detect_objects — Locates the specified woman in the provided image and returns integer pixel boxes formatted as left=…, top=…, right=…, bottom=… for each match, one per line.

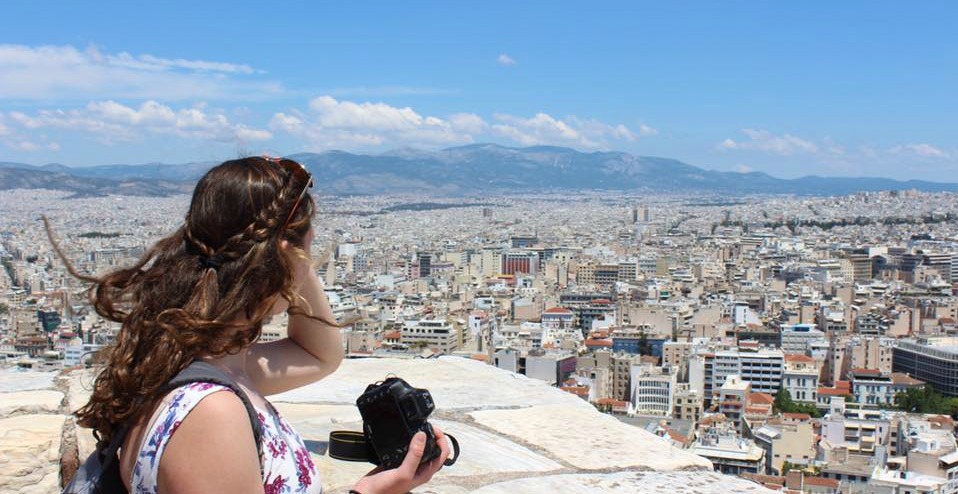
left=49, top=157, right=449, bottom=493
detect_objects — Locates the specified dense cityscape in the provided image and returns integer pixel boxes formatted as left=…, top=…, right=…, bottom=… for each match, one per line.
left=5, top=186, right=958, bottom=492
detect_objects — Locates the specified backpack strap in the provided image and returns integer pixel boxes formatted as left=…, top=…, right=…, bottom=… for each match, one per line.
left=161, top=360, right=265, bottom=474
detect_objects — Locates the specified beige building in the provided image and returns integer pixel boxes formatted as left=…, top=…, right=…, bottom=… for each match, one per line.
left=673, top=383, right=703, bottom=424
left=718, top=375, right=750, bottom=435
left=662, top=341, right=693, bottom=368
left=753, top=416, right=817, bottom=475
left=611, top=353, right=645, bottom=401
left=783, top=354, right=820, bottom=404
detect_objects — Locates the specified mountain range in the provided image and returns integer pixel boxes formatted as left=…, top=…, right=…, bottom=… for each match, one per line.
left=1, top=144, right=955, bottom=197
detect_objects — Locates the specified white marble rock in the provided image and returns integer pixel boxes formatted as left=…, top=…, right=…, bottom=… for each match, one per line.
left=469, top=404, right=712, bottom=471
left=468, top=471, right=777, bottom=493
left=271, top=356, right=591, bottom=411
left=0, top=414, right=67, bottom=494
left=0, top=369, right=58, bottom=393
left=0, top=390, right=64, bottom=416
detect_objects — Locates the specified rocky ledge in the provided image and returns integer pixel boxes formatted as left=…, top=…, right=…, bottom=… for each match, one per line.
left=0, top=357, right=775, bottom=493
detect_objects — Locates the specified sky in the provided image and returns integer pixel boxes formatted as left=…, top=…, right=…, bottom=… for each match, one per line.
left=1, top=1, right=956, bottom=181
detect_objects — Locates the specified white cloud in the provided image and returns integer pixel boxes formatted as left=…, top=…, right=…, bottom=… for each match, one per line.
left=639, top=124, right=658, bottom=137
left=16, top=140, right=38, bottom=151
left=0, top=44, right=281, bottom=101
left=2, top=100, right=272, bottom=145
left=889, top=143, right=949, bottom=159
left=497, top=53, right=517, bottom=66
left=108, top=52, right=256, bottom=74
left=449, top=113, right=487, bottom=134
left=719, top=128, right=818, bottom=155
left=269, top=96, right=652, bottom=151
left=735, top=164, right=753, bottom=173
left=271, top=95, right=477, bottom=149
left=491, top=113, right=641, bottom=149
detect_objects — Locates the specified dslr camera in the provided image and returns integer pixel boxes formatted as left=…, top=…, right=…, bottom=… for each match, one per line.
left=328, top=376, right=460, bottom=470
left=357, top=377, right=442, bottom=469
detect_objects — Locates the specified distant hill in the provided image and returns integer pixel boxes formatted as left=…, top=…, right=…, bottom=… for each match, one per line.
left=2, top=144, right=956, bottom=197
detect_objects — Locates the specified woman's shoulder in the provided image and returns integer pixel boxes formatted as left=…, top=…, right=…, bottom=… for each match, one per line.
left=160, top=386, right=264, bottom=492
left=131, top=382, right=263, bottom=492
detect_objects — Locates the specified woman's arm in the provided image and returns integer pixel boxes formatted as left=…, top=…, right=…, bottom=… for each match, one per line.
left=247, top=242, right=345, bottom=396
left=158, top=391, right=264, bottom=493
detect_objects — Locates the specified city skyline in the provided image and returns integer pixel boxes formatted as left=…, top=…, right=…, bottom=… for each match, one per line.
left=2, top=2, right=957, bottom=180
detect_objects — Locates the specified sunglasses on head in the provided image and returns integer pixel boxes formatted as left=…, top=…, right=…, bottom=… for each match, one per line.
left=264, top=157, right=314, bottom=230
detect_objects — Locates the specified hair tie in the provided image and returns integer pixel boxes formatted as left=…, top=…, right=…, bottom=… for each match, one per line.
left=198, top=255, right=224, bottom=270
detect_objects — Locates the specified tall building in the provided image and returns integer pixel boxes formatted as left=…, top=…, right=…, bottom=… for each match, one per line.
left=718, top=375, right=751, bottom=434
left=417, top=252, right=433, bottom=277
left=501, top=251, right=539, bottom=276
left=848, top=253, right=874, bottom=282
left=611, top=353, right=644, bottom=401
left=894, top=337, right=958, bottom=396
left=709, top=348, right=785, bottom=399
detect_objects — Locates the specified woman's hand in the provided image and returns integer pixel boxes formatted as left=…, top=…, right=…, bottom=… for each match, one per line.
left=290, top=227, right=316, bottom=293
left=351, top=426, right=452, bottom=494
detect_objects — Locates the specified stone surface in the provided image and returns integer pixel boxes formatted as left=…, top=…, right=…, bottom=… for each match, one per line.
left=469, top=404, right=712, bottom=471
left=0, top=369, right=57, bottom=393
left=0, top=414, right=66, bottom=494
left=271, top=356, right=590, bottom=411
left=63, top=369, right=98, bottom=414
left=0, top=390, right=64, bottom=416
left=428, top=418, right=563, bottom=477
left=467, top=471, right=780, bottom=494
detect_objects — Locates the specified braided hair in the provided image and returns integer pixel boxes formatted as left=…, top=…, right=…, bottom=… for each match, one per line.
left=45, top=157, right=329, bottom=443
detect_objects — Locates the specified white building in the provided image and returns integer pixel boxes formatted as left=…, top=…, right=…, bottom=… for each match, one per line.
left=630, top=364, right=678, bottom=416
left=704, top=347, right=785, bottom=402
left=780, top=323, right=825, bottom=354
left=691, top=426, right=766, bottom=476
left=402, top=319, right=459, bottom=354
left=783, top=354, right=819, bottom=404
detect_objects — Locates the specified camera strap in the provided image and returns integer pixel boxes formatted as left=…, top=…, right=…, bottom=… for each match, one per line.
left=328, top=430, right=461, bottom=467
left=328, top=430, right=378, bottom=464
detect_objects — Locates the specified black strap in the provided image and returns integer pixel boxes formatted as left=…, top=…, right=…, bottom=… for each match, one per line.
left=328, top=430, right=378, bottom=463
left=444, top=434, right=460, bottom=467
left=328, top=430, right=460, bottom=467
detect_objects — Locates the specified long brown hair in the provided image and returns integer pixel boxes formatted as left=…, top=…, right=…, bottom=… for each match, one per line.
left=45, top=157, right=330, bottom=443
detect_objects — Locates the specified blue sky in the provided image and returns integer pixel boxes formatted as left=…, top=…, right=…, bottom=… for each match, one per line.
left=1, top=1, right=956, bottom=180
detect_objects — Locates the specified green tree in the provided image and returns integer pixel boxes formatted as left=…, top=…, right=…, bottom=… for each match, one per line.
left=774, top=388, right=795, bottom=413
left=774, top=388, right=822, bottom=418
left=895, top=385, right=950, bottom=414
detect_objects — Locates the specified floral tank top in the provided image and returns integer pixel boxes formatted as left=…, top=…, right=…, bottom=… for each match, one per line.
left=131, top=382, right=322, bottom=494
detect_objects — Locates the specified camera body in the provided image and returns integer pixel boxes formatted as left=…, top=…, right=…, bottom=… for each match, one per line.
left=356, top=377, right=440, bottom=470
